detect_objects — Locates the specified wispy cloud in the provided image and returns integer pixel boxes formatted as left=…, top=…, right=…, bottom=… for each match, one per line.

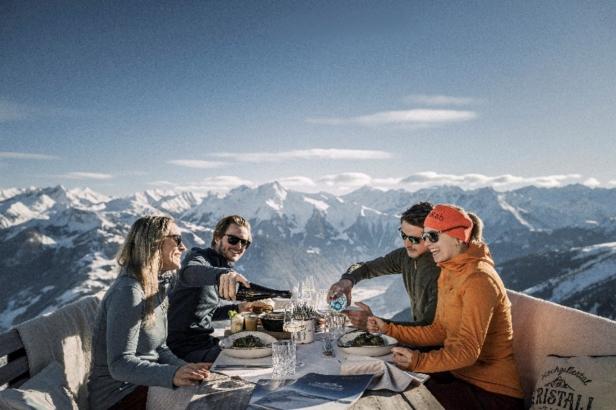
left=306, top=109, right=477, bottom=126
left=151, top=172, right=610, bottom=196
left=61, top=172, right=114, bottom=180
left=277, top=176, right=317, bottom=188
left=212, top=148, right=392, bottom=162
left=280, top=172, right=607, bottom=194
left=167, top=160, right=227, bottom=169
left=0, top=151, right=59, bottom=160
left=149, top=176, right=254, bottom=194
left=403, top=94, right=479, bottom=106
left=400, top=172, right=588, bottom=191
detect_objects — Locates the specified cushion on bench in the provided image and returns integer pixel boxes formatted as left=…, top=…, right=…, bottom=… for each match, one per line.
left=507, top=290, right=616, bottom=406
left=14, top=294, right=101, bottom=410
left=0, top=361, right=77, bottom=410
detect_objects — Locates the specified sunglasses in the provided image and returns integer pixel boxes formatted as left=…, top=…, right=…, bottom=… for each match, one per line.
left=224, top=234, right=251, bottom=249
left=421, top=227, right=462, bottom=243
left=164, top=234, right=183, bottom=246
left=398, top=228, right=423, bottom=245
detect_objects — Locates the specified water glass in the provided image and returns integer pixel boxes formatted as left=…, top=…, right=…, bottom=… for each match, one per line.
left=271, top=340, right=296, bottom=379
left=328, top=312, right=346, bottom=339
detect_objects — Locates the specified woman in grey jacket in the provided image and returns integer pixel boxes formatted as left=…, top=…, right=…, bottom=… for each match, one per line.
left=88, top=216, right=210, bottom=409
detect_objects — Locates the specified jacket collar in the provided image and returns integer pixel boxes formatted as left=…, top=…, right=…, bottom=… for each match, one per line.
left=438, top=242, right=494, bottom=273
left=204, top=247, right=234, bottom=268
left=414, top=249, right=437, bottom=268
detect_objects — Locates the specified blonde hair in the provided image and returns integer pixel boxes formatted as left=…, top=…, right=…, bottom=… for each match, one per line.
left=467, top=212, right=484, bottom=243
left=117, top=216, right=173, bottom=326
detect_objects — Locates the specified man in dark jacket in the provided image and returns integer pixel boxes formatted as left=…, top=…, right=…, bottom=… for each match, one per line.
left=167, top=215, right=266, bottom=363
left=328, top=202, right=440, bottom=329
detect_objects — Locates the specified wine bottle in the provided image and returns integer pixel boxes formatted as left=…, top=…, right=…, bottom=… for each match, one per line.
left=236, top=282, right=292, bottom=301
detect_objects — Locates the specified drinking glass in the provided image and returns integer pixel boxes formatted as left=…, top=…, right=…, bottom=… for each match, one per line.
left=272, top=340, right=296, bottom=379
left=328, top=312, right=346, bottom=340
left=283, top=302, right=306, bottom=368
left=229, top=314, right=244, bottom=334
left=244, top=314, right=258, bottom=331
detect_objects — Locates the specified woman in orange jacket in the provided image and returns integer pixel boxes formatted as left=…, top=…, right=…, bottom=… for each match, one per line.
left=368, top=204, right=524, bottom=409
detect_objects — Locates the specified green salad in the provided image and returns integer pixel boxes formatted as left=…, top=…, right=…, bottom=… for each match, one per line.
left=344, top=332, right=386, bottom=347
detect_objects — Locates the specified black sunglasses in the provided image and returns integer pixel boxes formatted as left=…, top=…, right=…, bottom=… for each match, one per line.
left=164, top=234, right=183, bottom=246
left=224, top=234, right=251, bottom=249
left=421, top=227, right=462, bottom=243
left=398, top=228, right=423, bottom=245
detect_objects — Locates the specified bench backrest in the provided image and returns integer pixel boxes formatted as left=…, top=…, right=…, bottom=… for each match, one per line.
left=0, top=329, right=28, bottom=387
left=0, top=294, right=101, bottom=410
left=507, top=289, right=616, bottom=404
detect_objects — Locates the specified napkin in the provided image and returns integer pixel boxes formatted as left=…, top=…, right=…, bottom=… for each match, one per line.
left=340, top=355, right=428, bottom=392
left=212, top=350, right=272, bottom=369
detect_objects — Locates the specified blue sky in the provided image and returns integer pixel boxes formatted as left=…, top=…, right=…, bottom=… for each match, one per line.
left=1, top=1, right=615, bottom=196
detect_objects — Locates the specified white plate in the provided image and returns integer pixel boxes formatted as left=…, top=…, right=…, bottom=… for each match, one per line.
left=219, top=331, right=277, bottom=359
left=337, top=331, right=398, bottom=357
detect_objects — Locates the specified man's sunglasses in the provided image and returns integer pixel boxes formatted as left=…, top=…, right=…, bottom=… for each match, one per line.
left=224, top=234, right=251, bottom=249
left=164, top=234, right=183, bottom=246
left=398, top=228, right=423, bottom=245
left=421, top=227, right=463, bottom=243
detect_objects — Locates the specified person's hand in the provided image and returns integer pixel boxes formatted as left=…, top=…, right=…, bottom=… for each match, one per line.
left=366, top=316, right=387, bottom=334
left=238, top=300, right=272, bottom=313
left=344, top=302, right=373, bottom=330
left=173, top=363, right=211, bottom=387
left=391, top=347, right=415, bottom=370
left=218, top=271, right=250, bottom=300
left=327, top=279, right=353, bottom=305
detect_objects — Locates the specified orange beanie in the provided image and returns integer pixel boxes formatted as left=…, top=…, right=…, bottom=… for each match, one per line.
left=424, top=204, right=473, bottom=243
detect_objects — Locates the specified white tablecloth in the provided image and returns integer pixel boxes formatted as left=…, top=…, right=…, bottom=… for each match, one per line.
left=212, top=333, right=342, bottom=382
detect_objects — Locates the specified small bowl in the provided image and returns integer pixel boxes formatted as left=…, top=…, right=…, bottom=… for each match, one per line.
left=260, top=312, right=285, bottom=332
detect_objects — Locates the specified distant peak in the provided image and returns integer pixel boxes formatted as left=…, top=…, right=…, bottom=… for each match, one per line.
left=256, top=181, right=288, bottom=198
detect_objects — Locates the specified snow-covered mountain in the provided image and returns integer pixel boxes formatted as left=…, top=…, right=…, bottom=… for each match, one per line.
left=1, top=183, right=616, bottom=331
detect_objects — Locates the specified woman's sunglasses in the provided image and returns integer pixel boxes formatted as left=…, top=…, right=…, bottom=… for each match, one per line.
left=224, top=234, right=251, bottom=249
left=421, top=227, right=463, bottom=243
left=398, top=228, right=423, bottom=245
left=164, top=234, right=183, bottom=246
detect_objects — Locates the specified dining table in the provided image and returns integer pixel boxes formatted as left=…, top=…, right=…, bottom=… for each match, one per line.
left=147, top=327, right=444, bottom=410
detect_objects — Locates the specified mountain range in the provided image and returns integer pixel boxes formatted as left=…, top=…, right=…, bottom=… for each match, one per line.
left=1, top=182, right=615, bottom=331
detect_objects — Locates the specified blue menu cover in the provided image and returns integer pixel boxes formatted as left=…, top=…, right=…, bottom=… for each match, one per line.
left=247, top=373, right=374, bottom=410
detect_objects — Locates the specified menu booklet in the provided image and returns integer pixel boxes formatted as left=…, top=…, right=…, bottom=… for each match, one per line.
left=247, top=373, right=374, bottom=410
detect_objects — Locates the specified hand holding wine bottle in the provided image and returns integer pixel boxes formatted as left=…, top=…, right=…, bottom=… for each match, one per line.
left=218, top=271, right=250, bottom=300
